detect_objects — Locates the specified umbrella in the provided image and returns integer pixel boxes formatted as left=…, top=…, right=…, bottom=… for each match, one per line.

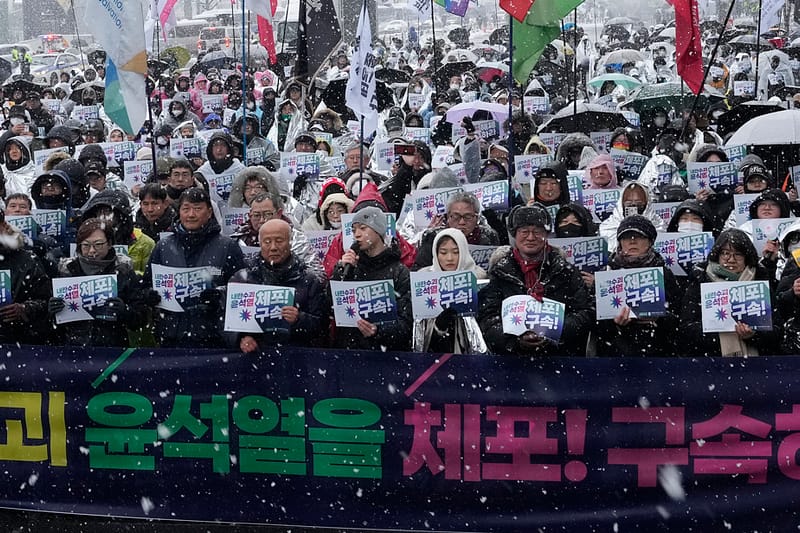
left=87, top=50, right=106, bottom=67
left=445, top=101, right=509, bottom=124
left=716, top=101, right=785, bottom=138
left=758, top=49, right=790, bottom=72
left=0, top=58, right=11, bottom=85
left=733, top=17, right=757, bottom=29
left=375, top=68, right=411, bottom=85
left=1, top=77, right=47, bottom=100
left=537, top=102, right=630, bottom=133
left=69, top=80, right=105, bottom=103
left=603, top=49, right=645, bottom=66
left=190, top=50, right=236, bottom=77
left=160, top=46, right=191, bottom=69
left=728, top=35, right=774, bottom=53
left=320, top=77, right=395, bottom=116
left=147, top=59, right=172, bottom=78
left=587, top=73, right=643, bottom=91
left=444, top=49, right=479, bottom=64
left=726, top=110, right=800, bottom=146
left=489, top=26, right=509, bottom=46
left=447, top=28, right=470, bottom=47
left=623, top=81, right=725, bottom=115
left=605, top=16, right=636, bottom=26
left=474, top=62, right=508, bottom=83
left=433, top=61, right=477, bottom=92
left=654, top=27, right=676, bottom=42
left=525, top=78, right=548, bottom=97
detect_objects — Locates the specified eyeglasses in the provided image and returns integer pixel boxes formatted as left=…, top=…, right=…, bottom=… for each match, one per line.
left=448, top=213, right=477, bottom=223
left=250, top=211, right=276, bottom=221
left=80, top=240, right=108, bottom=250
left=719, top=250, right=745, bottom=261
left=244, top=184, right=265, bottom=192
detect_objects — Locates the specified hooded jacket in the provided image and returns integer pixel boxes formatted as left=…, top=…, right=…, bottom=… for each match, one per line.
left=228, top=166, right=283, bottom=208
left=227, top=253, right=329, bottom=348
left=82, top=190, right=156, bottom=275
left=230, top=112, right=280, bottom=170
left=637, top=153, right=683, bottom=193
left=145, top=217, right=246, bottom=348
left=555, top=202, right=599, bottom=237
left=477, top=245, right=594, bottom=356
left=302, top=191, right=354, bottom=232
left=532, top=160, right=571, bottom=207
left=667, top=198, right=716, bottom=233
left=1, top=136, right=35, bottom=196
left=196, top=132, right=246, bottom=202
left=555, top=133, right=596, bottom=170
left=599, top=182, right=666, bottom=253
left=413, top=228, right=488, bottom=354
left=267, top=99, right=307, bottom=152
left=583, top=153, right=618, bottom=190
left=322, top=183, right=418, bottom=277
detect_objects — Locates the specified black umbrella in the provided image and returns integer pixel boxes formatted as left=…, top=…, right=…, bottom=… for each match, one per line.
left=448, top=28, right=470, bottom=47
left=87, top=50, right=106, bottom=67
left=190, top=50, right=236, bottom=77
left=1, top=76, right=47, bottom=100
left=69, top=80, right=105, bottom=103
left=147, top=59, right=172, bottom=78
left=320, top=77, right=395, bottom=116
left=537, top=102, right=631, bottom=133
left=375, top=68, right=411, bottom=85
left=605, top=16, right=636, bottom=26
left=716, top=101, right=785, bottom=137
left=433, top=61, right=477, bottom=93
left=727, top=35, right=774, bottom=53
left=489, top=26, right=509, bottom=46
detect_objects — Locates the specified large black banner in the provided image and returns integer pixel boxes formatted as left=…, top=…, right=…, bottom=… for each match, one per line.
left=1, top=345, right=800, bottom=530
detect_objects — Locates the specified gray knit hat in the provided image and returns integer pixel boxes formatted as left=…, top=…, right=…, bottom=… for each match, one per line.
left=351, top=206, right=387, bottom=237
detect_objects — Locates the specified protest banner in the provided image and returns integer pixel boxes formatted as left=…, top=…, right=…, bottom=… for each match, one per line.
left=51, top=274, right=118, bottom=324
left=700, top=281, right=772, bottom=333
left=654, top=232, right=714, bottom=276
left=501, top=295, right=565, bottom=341
left=151, top=265, right=214, bottom=312
left=550, top=236, right=609, bottom=272
left=687, top=161, right=739, bottom=194
left=410, top=271, right=478, bottom=319
left=595, top=267, right=667, bottom=320
left=330, top=280, right=397, bottom=326
left=224, top=282, right=296, bottom=333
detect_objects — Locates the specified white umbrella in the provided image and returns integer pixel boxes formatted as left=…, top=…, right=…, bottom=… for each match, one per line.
left=726, top=109, right=800, bottom=146
left=445, top=101, right=509, bottom=124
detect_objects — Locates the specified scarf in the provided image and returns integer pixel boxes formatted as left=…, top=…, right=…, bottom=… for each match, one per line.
left=78, top=253, right=116, bottom=276
left=705, top=261, right=759, bottom=357
left=608, top=248, right=658, bottom=270
left=513, top=247, right=546, bottom=301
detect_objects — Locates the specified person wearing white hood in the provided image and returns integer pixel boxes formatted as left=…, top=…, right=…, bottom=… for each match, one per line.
left=1, top=137, right=35, bottom=196
left=599, top=182, right=665, bottom=254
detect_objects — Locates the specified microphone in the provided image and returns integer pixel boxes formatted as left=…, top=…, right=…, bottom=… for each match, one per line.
left=341, top=241, right=360, bottom=280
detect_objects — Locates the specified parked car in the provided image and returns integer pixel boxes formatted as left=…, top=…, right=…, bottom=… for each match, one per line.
left=29, top=52, right=84, bottom=86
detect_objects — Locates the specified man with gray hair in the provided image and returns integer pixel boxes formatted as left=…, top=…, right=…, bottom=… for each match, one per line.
left=413, top=191, right=500, bottom=270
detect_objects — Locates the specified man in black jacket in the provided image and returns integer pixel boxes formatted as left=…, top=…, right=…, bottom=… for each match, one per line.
left=232, top=219, right=328, bottom=352
left=478, top=204, right=594, bottom=356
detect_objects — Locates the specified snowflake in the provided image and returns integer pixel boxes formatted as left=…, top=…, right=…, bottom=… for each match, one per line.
left=239, top=309, right=252, bottom=322
left=611, top=295, right=623, bottom=308
left=425, top=296, right=437, bottom=309
left=664, top=256, right=675, bottom=266
left=715, top=308, right=728, bottom=321
left=523, top=170, right=530, bottom=177
left=68, top=301, right=80, bottom=312
left=163, top=290, right=173, bottom=301
left=346, top=306, right=357, bottom=318
left=511, top=314, right=522, bottom=325
left=698, top=179, right=707, bottom=189
left=425, top=210, right=435, bottom=220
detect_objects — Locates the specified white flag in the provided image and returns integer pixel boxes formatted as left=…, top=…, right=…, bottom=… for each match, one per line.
left=408, top=0, right=431, bottom=17
left=759, top=0, right=785, bottom=34
left=248, top=0, right=275, bottom=24
left=345, top=2, right=378, bottom=136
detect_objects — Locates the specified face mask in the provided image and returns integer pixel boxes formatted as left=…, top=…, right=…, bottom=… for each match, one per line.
left=654, top=116, right=667, bottom=127
left=412, top=86, right=422, bottom=94
left=246, top=103, right=255, bottom=110
left=329, top=221, right=342, bottom=229
left=678, top=221, right=704, bottom=234
left=624, top=204, right=645, bottom=217
left=556, top=223, right=583, bottom=238
left=171, top=109, right=182, bottom=117
left=280, top=113, right=292, bottom=122
left=449, top=84, right=460, bottom=91
left=157, top=136, right=168, bottom=147
left=10, top=117, right=23, bottom=126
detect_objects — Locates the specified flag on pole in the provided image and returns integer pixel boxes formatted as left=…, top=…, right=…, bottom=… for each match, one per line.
left=84, top=0, right=148, bottom=135
left=345, top=2, right=378, bottom=136
left=759, top=0, right=786, bottom=34
left=158, top=0, right=179, bottom=38
left=500, top=0, right=535, bottom=23
left=511, top=0, right=585, bottom=84
left=674, top=0, right=704, bottom=95
left=408, top=0, right=431, bottom=17
left=295, top=0, right=342, bottom=82
left=433, top=0, right=470, bottom=17
left=249, top=0, right=279, bottom=65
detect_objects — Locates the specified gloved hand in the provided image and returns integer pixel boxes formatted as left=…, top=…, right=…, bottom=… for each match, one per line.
left=199, top=288, right=222, bottom=313
left=48, top=297, right=65, bottom=315
left=95, top=297, right=126, bottom=322
left=145, top=289, right=161, bottom=307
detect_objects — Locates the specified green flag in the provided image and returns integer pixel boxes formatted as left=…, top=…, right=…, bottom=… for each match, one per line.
left=512, top=0, right=585, bottom=84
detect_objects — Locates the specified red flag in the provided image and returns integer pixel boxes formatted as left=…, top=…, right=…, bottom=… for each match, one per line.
left=500, top=0, right=535, bottom=23
left=674, top=0, right=704, bottom=94
left=257, top=15, right=277, bottom=65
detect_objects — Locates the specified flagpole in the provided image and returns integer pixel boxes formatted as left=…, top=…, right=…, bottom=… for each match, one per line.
left=573, top=8, right=579, bottom=112
left=430, top=0, right=439, bottom=91
left=680, top=0, right=736, bottom=142
left=359, top=116, right=365, bottom=193
left=69, top=0, right=87, bottom=73
left=231, top=0, right=238, bottom=61
left=756, top=0, right=763, bottom=99
left=507, top=14, right=515, bottom=186
left=241, top=0, right=248, bottom=165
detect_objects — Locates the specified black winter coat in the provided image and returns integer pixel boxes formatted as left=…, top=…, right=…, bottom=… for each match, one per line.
left=594, top=252, right=682, bottom=357
left=53, top=253, right=147, bottom=347
left=477, top=246, right=594, bottom=356
left=134, top=204, right=177, bottom=241
left=145, top=219, right=246, bottom=347
left=228, top=254, right=328, bottom=348
left=680, top=262, right=779, bottom=356
left=331, top=243, right=412, bottom=352
left=0, top=235, right=50, bottom=345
